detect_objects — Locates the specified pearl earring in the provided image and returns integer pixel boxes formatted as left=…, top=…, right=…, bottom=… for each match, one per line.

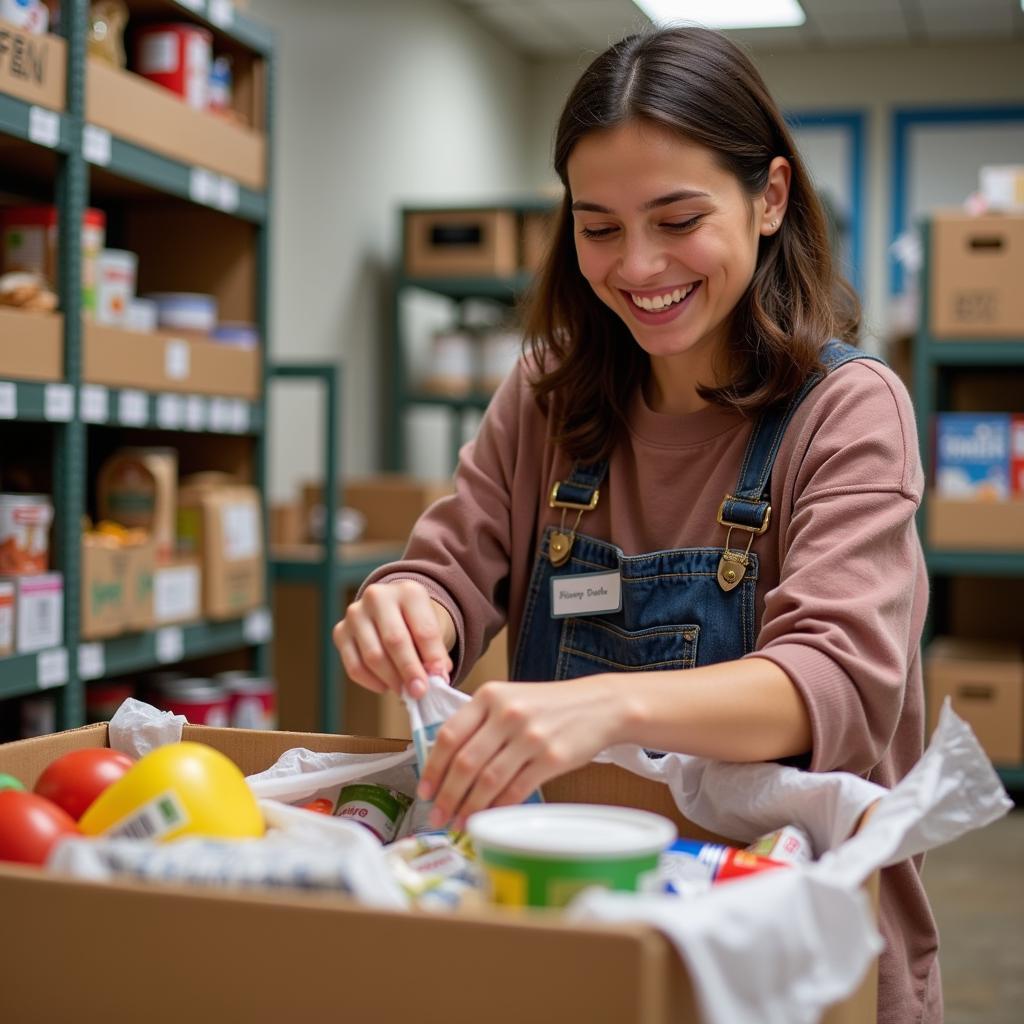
left=770, top=219, right=779, bottom=230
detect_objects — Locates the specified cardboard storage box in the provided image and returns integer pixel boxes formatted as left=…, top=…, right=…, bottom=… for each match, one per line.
left=83, top=322, right=260, bottom=400
left=85, top=59, right=266, bottom=191
left=926, top=637, right=1024, bottom=765
left=404, top=209, right=518, bottom=278
left=927, top=495, right=1024, bottom=551
left=0, top=723, right=877, bottom=1024
left=930, top=213, right=1024, bottom=338
left=178, top=476, right=264, bottom=620
left=3, top=571, right=62, bottom=652
left=97, top=448, right=178, bottom=564
left=0, top=308, right=63, bottom=382
left=0, top=18, right=65, bottom=111
left=80, top=536, right=130, bottom=640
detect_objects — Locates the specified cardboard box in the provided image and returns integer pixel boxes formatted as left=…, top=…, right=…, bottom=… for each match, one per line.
left=123, top=536, right=156, bottom=632
left=927, top=495, right=1024, bottom=551
left=178, top=477, right=263, bottom=620
left=926, top=637, right=1024, bottom=764
left=80, top=536, right=129, bottom=640
left=83, top=322, right=260, bottom=400
left=0, top=18, right=65, bottom=111
left=404, top=209, right=518, bottom=278
left=97, top=448, right=178, bottom=564
left=153, top=557, right=202, bottom=626
left=0, top=723, right=878, bottom=1024
left=0, top=308, right=62, bottom=382
left=0, top=578, right=13, bottom=656
left=930, top=213, right=1024, bottom=338
left=85, top=59, right=266, bottom=191
left=3, top=571, right=62, bottom=652
left=303, top=475, right=454, bottom=545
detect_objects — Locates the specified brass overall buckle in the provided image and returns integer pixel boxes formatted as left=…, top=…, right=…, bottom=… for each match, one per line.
left=716, top=496, right=771, bottom=592
left=548, top=482, right=600, bottom=567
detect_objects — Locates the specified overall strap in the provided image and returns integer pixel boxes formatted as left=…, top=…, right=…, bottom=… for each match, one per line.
left=550, top=460, right=608, bottom=510
left=719, top=340, right=885, bottom=531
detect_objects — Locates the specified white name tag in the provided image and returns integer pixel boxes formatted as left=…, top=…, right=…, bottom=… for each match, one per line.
left=551, top=570, right=622, bottom=619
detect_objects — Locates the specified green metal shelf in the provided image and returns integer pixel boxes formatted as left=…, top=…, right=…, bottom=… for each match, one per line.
left=167, top=0, right=275, bottom=55
left=81, top=384, right=264, bottom=434
left=89, top=131, right=267, bottom=223
left=0, top=649, right=69, bottom=701
left=398, top=273, right=533, bottom=302
left=0, top=92, right=71, bottom=153
left=995, top=765, right=1024, bottom=792
left=271, top=545, right=405, bottom=588
left=924, top=340, right=1024, bottom=366
left=0, top=379, right=70, bottom=422
left=926, top=549, right=1024, bottom=577
left=404, top=390, right=495, bottom=411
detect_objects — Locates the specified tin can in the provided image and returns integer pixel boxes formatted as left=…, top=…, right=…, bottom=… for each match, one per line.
left=86, top=681, right=136, bottom=724
left=219, top=674, right=277, bottom=730
left=150, top=677, right=230, bottom=727
left=0, top=494, right=54, bottom=574
left=666, top=839, right=789, bottom=885
left=334, top=783, right=413, bottom=843
left=134, top=24, right=212, bottom=110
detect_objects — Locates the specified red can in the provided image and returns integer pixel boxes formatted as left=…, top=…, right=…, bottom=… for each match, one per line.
left=668, top=840, right=789, bottom=885
left=134, top=24, right=212, bottom=110
left=218, top=674, right=277, bottom=730
left=151, top=678, right=230, bottom=727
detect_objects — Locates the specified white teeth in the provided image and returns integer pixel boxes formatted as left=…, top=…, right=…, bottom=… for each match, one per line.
left=629, top=283, right=695, bottom=312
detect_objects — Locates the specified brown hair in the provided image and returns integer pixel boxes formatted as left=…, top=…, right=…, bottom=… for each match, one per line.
left=523, top=27, right=861, bottom=462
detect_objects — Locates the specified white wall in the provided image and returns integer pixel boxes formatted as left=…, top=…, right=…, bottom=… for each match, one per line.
left=524, top=41, right=1024, bottom=342
left=248, top=0, right=531, bottom=500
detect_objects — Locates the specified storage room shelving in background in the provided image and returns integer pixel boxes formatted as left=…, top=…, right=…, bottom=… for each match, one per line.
left=913, top=215, right=1024, bottom=792
left=0, top=0, right=276, bottom=734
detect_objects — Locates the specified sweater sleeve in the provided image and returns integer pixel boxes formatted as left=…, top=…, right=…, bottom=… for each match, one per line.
left=357, top=361, right=529, bottom=683
left=745, top=363, right=927, bottom=775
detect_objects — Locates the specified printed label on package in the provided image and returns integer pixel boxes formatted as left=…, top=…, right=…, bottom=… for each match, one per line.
left=37, top=648, right=69, bottom=690
left=243, top=608, right=272, bottom=644
left=156, top=393, right=184, bottom=429
left=106, top=791, right=189, bottom=842
left=155, top=626, right=184, bottom=664
left=165, top=339, right=190, bottom=381
left=184, top=396, right=206, bottom=432
left=118, top=389, right=148, bottom=426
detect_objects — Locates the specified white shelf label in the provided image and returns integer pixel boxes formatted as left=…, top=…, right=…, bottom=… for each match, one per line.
left=80, top=384, right=109, bottom=423
left=44, top=383, right=74, bottom=422
left=156, top=393, right=184, bottom=429
left=208, top=0, right=234, bottom=28
left=0, top=381, right=16, bottom=419
left=217, top=176, right=240, bottom=213
left=155, top=626, right=184, bottom=664
left=209, top=397, right=232, bottom=432
left=189, top=167, right=218, bottom=206
left=28, top=106, right=60, bottom=149
left=230, top=401, right=250, bottom=434
left=243, top=608, right=273, bottom=644
left=83, top=124, right=112, bottom=166
left=118, top=389, right=149, bottom=426
left=37, top=647, right=69, bottom=690
left=165, top=339, right=191, bottom=381
left=185, top=395, right=206, bottom=431
left=78, top=643, right=105, bottom=681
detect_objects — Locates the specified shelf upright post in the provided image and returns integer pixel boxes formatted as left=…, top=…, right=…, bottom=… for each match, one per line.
left=52, top=0, right=89, bottom=729
left=322, top=363, right=341, bottom=732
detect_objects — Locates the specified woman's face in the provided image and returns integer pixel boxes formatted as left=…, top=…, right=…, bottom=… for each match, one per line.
left=567, top=119, right=770, bottom=366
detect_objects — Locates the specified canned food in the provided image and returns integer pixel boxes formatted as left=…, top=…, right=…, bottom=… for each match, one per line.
left=219, top=674, right=277, bottom=730
left=86, top=681, right=136, bottom=724
left=0, top=494, right=54, bottom=574
left=150, top=677, right=230, bottom=727
left=665, top=839, right=790, bottom=886
left=334, top=783, right=413, bottom=843
left=134, top=24, right=212, bottom=110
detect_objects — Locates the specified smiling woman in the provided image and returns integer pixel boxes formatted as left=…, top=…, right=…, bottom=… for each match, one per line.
left=337, top=25, right=937, bottom=1024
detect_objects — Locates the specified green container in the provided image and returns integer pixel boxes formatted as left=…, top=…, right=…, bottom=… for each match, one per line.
left=468, top=803, right=676, bottom=908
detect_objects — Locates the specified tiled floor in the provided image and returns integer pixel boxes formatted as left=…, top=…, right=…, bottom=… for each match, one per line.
left=923, top=807, right=1024, bottom=1023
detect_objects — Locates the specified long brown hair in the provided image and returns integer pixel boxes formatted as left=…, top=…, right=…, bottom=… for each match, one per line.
left=524, top=27, right=861, bottom=462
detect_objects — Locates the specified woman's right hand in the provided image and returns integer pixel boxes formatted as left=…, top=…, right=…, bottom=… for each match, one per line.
left=333, top=581, right=455, bottom=699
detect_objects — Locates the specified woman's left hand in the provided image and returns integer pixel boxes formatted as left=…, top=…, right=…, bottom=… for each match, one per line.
left=417, top=676, right=631, bottom=830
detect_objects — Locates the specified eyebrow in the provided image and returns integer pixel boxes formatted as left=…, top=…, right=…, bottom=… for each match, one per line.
left=570, top=190, right=711, bottom=214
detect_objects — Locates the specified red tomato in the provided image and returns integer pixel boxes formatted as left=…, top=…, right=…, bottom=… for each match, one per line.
left=0, top=790, right=80, bottom=865
left=299, top=798, right=334, bottom=815
left=34, top=748, right=135, bottom=821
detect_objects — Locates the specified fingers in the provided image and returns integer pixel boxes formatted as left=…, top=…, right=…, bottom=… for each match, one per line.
left=445, top=741, right=533, bottom=831
left=417, top=698, right=486, bottom=805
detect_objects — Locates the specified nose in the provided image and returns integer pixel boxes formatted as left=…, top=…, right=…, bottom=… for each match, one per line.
left=617, top=231, right=669, bottom=285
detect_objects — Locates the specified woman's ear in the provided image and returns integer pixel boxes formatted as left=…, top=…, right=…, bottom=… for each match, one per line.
left=759, top=156, right=791, bottom=237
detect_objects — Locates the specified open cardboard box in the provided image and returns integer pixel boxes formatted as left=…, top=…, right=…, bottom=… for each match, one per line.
left=0, top=724, right=877, bottom=1024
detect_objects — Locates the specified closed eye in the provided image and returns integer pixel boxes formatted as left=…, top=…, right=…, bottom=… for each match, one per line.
left=579, top=225, right=617, bottom=239
left=663, top=215, right=702, bottom=232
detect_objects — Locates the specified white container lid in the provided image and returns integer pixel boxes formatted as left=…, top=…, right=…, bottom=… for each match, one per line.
left=468, top=803, right=676, bottom=860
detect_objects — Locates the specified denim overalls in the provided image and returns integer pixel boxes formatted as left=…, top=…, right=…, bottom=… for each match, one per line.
left=510, top=340, right=883, bottom=682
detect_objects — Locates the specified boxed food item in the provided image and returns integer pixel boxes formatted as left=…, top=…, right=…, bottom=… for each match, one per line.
left=0, top=578, right=13, bottom=655
left=1, top=207, right=105, bottom=314
left=133, top=23, right=212, bottom=111
left=0, top=493, right=53, bottom=574
left=926, top=637, right=1024, bottom=764
left=97, top=448, right=178, bottom=563
left=934, top=412, right=1011, bottom=499
left=930, top=212, right=1024, bottom=338
left=0, top=12, right=65, bottom=110
left=178, top=475, right=263, bottom=620
left=80, top=534, right=129, bottom=640
left=95, top=249, right=138, bottom=327
left=123, top=535, right=156, bottom=633
left=1013, top=415, right=1024, bottom=496
left=152, top=557, right=202, bottom=626
left=3, top=571, right=62, bottom=652
left=404, top=209, right=518, bottom=278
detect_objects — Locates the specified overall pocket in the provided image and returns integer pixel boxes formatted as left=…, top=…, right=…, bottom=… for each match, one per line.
left=555, top=618, right=700, bottom=678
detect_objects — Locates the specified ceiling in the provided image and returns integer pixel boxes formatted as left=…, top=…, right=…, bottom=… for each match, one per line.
left=453, top=0, right=1024, bottom=56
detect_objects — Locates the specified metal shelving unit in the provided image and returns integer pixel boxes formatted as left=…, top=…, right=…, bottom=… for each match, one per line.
left=0, top=0, right=276, bottom=732
left=912, top=218, right=1024, bottom=793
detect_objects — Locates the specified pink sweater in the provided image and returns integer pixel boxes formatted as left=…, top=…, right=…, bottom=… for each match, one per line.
left=364, top=357, right=941, bottom=1023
